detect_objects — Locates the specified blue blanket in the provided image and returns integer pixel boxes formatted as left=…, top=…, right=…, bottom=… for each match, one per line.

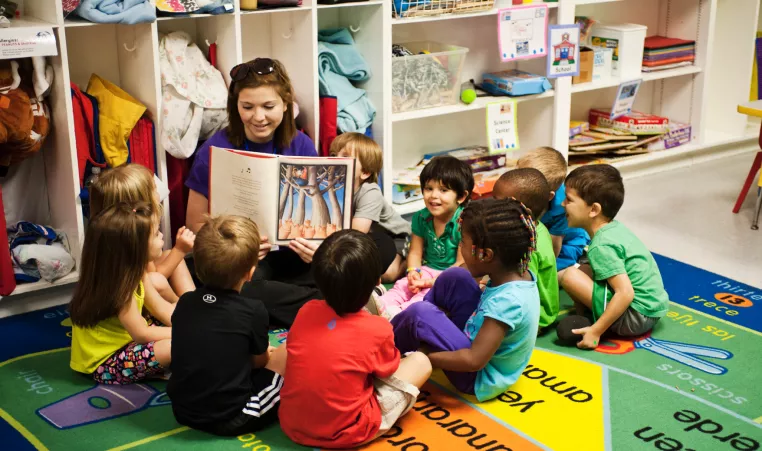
left=318, top=28, right=375, bottom=134
left=75, top=0, right=155, bottom=24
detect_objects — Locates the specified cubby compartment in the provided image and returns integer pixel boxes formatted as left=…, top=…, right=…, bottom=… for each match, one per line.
left=1, top=27, right=81, bottom=296
left=157, top=14, right=240, bottom=85
left=317, top=3, right=384, bottom=143
left=241, top=9, right=317, bottom=138
left=8, top=0, right=61, bottom=28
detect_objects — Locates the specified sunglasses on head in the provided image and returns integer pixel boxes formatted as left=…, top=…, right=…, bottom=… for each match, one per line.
left=230, top=58, right=276, bottom=82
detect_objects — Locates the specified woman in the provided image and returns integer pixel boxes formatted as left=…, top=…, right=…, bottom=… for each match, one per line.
left=185, top=58, right=320, bottom=327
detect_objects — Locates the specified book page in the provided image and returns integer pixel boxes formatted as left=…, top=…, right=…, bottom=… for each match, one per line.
left=209, top=147, right=279, bottom=241
left=276, top=156, right=355, bottom=244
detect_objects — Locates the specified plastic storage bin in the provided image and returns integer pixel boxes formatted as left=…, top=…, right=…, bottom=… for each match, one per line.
left=590, top=23, right=647, bottom=80
left=392, top=41, right=469, bottom=113
left=392, top=0, right=494, bottom=19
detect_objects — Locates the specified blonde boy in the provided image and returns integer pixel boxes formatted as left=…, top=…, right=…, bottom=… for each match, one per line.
left=168, top=215, right=286, bottom=435
left=517, top=147, right=590, bottom=277
left=330, top=133, right=411, bottom=282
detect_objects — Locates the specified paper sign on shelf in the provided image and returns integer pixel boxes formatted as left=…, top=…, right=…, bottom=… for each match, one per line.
left=486, top=100, right=519, bottom=155
left=0, top=28, right=57, bottom=60
left=610, top=78, right=642, bottom=120
left=546, top=24, right=581, bottom=78
left=497, top=4, right=549, bottom=62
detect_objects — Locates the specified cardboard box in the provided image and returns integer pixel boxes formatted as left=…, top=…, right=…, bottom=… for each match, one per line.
left=592, top=47, right=613, bottom=82
left=647, top=122, right=692, bottom=151
left=423, top=146, right=506, bottom=174
left=481, top=70, right=552, bottom=96
left=570, top=121, right=590, bottom=138
left=472, top=167, right=512, bottom=200
left=572, top=47, right=594, bottom=84
left=588, top=109, right=670, bottom=135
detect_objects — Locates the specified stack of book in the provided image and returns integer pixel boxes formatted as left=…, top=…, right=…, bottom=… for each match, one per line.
left=567, top=110, right=692, bottom=162
left=642, top=36, right=696, bottom=72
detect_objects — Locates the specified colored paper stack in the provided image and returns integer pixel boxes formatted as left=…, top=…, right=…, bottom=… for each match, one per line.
left=642, top=36, right=696, bottom=72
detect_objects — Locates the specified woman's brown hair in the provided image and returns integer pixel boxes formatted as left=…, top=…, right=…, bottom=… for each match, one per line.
left=226, top=59, right=297, bottom=151
left=69, top=201, right=155, bottom=328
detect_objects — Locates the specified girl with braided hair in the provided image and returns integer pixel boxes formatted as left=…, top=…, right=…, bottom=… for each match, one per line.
left=392, top=198, right=541, bottom=401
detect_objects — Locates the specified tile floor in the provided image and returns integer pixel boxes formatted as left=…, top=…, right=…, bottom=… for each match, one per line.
left=617, top=152, right=762, bottom=288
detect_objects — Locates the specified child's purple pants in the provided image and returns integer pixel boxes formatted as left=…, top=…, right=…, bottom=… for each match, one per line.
left=391, top=267, right=483, bottom=395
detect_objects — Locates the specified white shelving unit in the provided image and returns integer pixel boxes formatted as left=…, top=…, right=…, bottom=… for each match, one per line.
left=0, top=0, right=760, bottom=315
left=384, top=0, right=762, bottom=216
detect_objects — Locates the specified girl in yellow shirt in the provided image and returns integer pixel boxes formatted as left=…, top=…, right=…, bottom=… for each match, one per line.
left=70, top=201, right=172, bottom=384
left=89, top=163, right=196, bottom=304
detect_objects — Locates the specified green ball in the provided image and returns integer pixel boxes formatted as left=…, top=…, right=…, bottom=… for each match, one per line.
left=460, top=89, right=477, bottom=104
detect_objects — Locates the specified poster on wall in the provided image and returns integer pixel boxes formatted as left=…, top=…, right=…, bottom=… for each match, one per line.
left=497, top=4, right=549, bottom=62
left=546, top=24, right=581, bottom=78
left=610, top=78, right=642, bottom=120
left=0, top=28, right=57, bottom=59
left=486, top=100, right=519, bottom=154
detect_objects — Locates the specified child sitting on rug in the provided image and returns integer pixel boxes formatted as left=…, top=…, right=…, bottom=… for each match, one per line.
left=560, top=165, right=669, bottom=349
left=70, top=202, right=172, bottom=384
left=279, top=230, right=431, bottom=448
left=376, top=155, right=474, bottom=318
left=330, top=133, right=411, bottom=283
left=167, top=215, right=287, bottom=436
left=392, top=198, right=540, bottom=402
left=493, top=168, right=559, bottom=332
left=517, top=147, right=590, bottom=278
left=90, top=164, right=196, bottom=303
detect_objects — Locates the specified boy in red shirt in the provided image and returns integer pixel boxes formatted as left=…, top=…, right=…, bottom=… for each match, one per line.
left=279, top=230, right=432, bottom=448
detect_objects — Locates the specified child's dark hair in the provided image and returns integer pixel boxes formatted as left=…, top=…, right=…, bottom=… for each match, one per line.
left=566, top=164, right=624, bottom=219
left=312, top=229, right=382, bottom=316
left=493, top=168, right=551, bottom=220
left=460, top=198, right=537, bottom=274
left=419, top=156, right=475, bottom=205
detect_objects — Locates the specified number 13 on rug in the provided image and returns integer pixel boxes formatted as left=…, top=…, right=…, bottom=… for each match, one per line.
left=486, top=100, right=519, bottom=155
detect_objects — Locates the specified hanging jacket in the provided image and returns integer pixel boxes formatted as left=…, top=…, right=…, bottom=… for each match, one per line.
left=159, top=31, right=227, bottom=159
left=86, top=74, right=146, bottom=168
left=128, top=114, right=157, bottom=174
left=71, top=82, right=106, bottom=188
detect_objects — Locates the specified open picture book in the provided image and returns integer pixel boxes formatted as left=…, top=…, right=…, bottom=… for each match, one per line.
left=209, top=147, right=355, bottom=246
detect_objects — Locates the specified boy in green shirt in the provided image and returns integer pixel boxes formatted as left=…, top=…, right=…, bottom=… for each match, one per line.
left=493, top=168, right=559, bottom=332
left=560, top=164, right=669, bottom=350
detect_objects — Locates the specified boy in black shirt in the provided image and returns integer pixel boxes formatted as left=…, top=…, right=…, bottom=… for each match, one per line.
left=168, top=215, right=287, bottom=436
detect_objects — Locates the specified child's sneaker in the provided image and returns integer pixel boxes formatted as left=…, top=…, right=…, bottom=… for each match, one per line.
left=364, top=285, right=394, bottom=321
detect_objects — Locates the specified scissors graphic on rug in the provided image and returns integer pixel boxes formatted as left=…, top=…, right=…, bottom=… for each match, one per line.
left=596, top=334, right=733, bottom=375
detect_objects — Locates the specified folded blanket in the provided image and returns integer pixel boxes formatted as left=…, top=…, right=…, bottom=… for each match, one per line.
left=74, top=0, right=155, bottom=24
left=318, top=28, right=370, bottom=81
left=318, top=28, right=375, bottom=133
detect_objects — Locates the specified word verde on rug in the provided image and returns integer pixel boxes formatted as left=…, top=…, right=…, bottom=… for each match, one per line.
left=0, top=254, right=760, bottom=450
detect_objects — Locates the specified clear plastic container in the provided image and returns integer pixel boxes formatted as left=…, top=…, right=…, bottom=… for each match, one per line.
left=392, top=41, right=469, bottom=113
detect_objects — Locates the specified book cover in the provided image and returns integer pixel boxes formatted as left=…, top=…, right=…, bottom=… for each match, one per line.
left=209, top=147, right=355, bottom=245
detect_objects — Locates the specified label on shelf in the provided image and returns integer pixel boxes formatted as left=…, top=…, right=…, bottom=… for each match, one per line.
left=610, top=78, right=642, bottom=120
left=0, top=28, right=57, bottom=60
left=486, top=100, right=519, bottom=154
left=547, top=24, right=581, bottom=78
left=497, top=4, right=549, bottom=62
